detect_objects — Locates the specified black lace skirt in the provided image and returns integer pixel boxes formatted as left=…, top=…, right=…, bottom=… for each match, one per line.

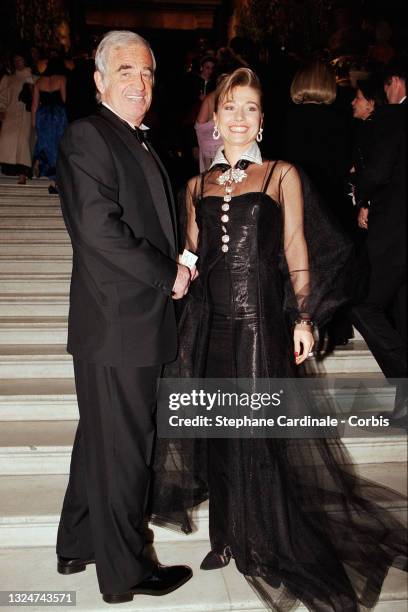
left=150, top=262, right=407, bottom=612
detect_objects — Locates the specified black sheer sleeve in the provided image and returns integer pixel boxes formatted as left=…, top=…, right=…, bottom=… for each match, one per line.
left=279, top=164, right=354, bottom=327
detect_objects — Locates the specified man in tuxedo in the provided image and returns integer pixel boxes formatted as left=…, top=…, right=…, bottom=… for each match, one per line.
left=56, top=30, right=192, bottom=603
left=352, top=82, right=407, bottom=426
left=383, top=56, right=407, bottom=105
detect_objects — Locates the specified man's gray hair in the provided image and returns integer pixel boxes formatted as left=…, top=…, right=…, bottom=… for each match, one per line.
left=94, top=30, right=156, bottom=100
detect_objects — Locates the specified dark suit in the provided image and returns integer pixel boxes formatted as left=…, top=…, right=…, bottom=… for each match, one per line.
left=351, top=104, right=407, bottom=379
left=56, top=105, right=178, bottom=593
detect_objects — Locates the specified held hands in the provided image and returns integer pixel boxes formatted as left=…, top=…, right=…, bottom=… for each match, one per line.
left=172, top=263, right=191, bottom=300
left=190, top=266, right=199, bottom=281
left=293, top=326, right=314, bottom=365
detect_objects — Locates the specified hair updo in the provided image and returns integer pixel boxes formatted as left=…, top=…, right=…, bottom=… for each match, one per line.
left=214, top=67, right=262, bottom=112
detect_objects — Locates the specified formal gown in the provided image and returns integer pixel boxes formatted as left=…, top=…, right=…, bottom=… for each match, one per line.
left=151, top=160, right=407, bottom=612
left=34, top=90, right=68, bottom=180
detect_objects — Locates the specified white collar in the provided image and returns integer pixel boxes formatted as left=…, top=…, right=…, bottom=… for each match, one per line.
left=399, top=96, right=407, bottom=104
left=102, top=102, right=149, bottom=132
left=209, top=141, right=263, bottom=169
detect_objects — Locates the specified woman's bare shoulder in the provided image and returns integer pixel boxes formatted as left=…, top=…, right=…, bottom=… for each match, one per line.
left=263, top=159, right=296, bottom=173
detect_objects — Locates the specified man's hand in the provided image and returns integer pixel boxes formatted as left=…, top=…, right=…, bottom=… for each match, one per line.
left=190, top=265, right=199, bottom=282
left=172, top=263, right=191, bottom=299
left=358, top=207, right=369, bottom=229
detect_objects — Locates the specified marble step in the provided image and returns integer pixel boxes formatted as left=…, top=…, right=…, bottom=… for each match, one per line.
left=0, top=296, right=69, bottom=316
left=0, top=274, right=70, bottom=295
left=1, top=543, right=405, bottom=612
left=0, top=419, right=405, bottom=476
left=0, top=197, right=59, bottom=207
left=0, top=319, right=354, bottom=346
left=0, top=341, right=382, bottom=379
left=305, top=340, right=381, bottom=374
left=0, top=318, right=68, bottom=344
left=0, top=243, right=72, bottom=256
left=0, top=378, right=77, bottom=421
left=0, top=216, right=65, bottom=229
left=0, top=205, right=61, bottom=216
left=0, top=374, right=394, bottom=422
left=0, top=228, right=69, bottom=243
left=0, top=185, right=53, bottom=197
left=0, top=199, right=57, bottom=208
left=0, top=258, right=72, bottom=274
left=0, top=345, right=72, bottom=378
left=0, top=463, right=405, bottom=548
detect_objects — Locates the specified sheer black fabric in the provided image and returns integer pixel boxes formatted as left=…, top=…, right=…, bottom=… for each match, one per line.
left=150, top=161, right=407, bottom=612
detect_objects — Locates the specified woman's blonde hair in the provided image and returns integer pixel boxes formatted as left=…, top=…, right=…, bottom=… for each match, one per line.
left=214, top=67, right=262, bottom=111
left=290, top=61, right=336, bottom=105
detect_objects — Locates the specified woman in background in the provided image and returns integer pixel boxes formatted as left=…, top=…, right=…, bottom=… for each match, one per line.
left=195, top=50, right=247, bottom=172
left=0, top=53, right=35, bottom=184
left=282, top=60, right=354, bottom=351
left=32, top=56, right=68, bottom=194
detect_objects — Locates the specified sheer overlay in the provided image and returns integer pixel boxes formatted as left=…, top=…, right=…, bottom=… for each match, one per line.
left=150, top=161, right=407, bottom=612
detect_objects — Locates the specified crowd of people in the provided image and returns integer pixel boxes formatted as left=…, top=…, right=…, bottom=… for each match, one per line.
left=52, top=28, right=407, bottom=610
left=0, top=10, right=405, bottom=196
left=0, top=17, right=406, bottom=611
left=0, top=46, right=96, bottom=192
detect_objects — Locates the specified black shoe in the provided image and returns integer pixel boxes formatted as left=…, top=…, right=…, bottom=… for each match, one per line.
left=48, top=185, right=58, bottom=195
left=200, top=548, right=231, bottom=570
left=102, top=564, right=193, bottom=604
left=57, top=555, right=95, bottom=575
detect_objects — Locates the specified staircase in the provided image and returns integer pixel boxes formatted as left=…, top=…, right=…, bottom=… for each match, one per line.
left=0, top=180, right=406, bottom=611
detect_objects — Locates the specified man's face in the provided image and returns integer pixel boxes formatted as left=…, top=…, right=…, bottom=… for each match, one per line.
left=351, top=89, right=374, bottom=120
left=384, top=76, right=405, bottom=104
left=95, top=43, right=154, bottom=126
left=201, top=61, right=215, bottom=82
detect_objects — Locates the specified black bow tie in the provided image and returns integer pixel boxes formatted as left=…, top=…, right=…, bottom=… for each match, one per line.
left=134, top=127, right=148, bottom=144
left=213, top=158, right=251, bottom=173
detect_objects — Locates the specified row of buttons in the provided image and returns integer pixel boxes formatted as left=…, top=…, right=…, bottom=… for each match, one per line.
left=221, top=183, right=232, bottom=253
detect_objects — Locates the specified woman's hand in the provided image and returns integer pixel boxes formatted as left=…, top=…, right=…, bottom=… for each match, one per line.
left=293, top=327, right=314, bottom=365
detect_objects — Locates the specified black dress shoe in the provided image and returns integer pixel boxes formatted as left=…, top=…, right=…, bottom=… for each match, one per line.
left=102, top=564, right=193, bottom=604
left=200, top=548, right=231, bottom=570
left=57, top=555, right=95, bottom=575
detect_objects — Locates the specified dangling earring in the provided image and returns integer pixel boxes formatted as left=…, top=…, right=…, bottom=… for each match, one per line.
left=256, top=127, right=263, bottom=143
left=213, top=125, right=220, bottom=140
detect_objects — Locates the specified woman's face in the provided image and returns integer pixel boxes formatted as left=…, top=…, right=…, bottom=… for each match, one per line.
left=351, top=89, right=375, bottom=120
left=214, top=85, right=262, bottom=148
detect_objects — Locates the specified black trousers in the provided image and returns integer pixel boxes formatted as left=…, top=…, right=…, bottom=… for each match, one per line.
left=57, top=358, right=161, bottom=594
left=351, top=260, right=407, bottom=378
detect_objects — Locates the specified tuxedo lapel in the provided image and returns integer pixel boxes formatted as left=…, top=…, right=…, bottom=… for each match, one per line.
left=146, top=141, right=178, bottom=252
left=96, top=107, right=176, bottom=255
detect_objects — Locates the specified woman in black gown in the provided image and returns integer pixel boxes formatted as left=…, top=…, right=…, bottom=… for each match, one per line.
left=152, top=68, right=407, bottom=612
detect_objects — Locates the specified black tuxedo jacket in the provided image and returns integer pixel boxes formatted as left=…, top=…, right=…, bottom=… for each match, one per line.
left=57, top=105, right=178, bottom=366
left=354, top=104, right=406, bottom=265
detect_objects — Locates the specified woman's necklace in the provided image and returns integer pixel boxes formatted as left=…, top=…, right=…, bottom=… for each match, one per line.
left=216, top=165, right=248, bottom=253
left=216, top=166, right=248, bottom=185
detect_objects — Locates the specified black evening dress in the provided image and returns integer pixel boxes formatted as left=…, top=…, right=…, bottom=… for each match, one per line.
left=151, top=161, right=407, bottom=612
